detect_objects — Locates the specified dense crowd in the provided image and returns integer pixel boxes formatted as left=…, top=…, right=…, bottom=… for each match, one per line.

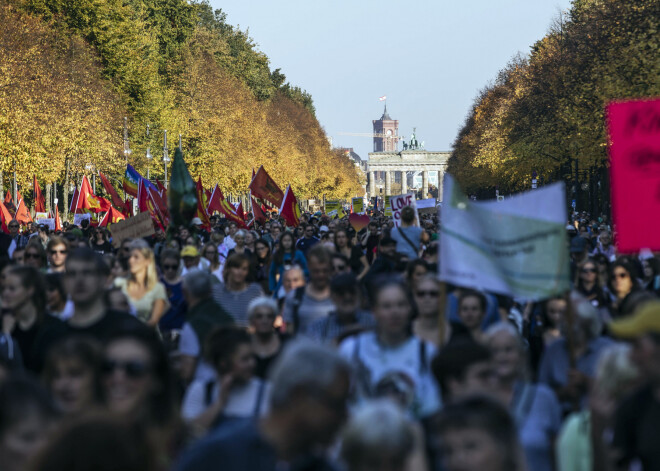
left=0, top=207, right=659, bottom=471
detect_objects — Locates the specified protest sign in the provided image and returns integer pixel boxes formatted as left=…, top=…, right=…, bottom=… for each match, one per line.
left=325, top=200, right=345, bottom=218
left=439, top=174, right=570, bottom=300
left=607, top=98, right=660, bottom=252
left=35, top=212, right=49, bottom=220
left=417, top=198, right=437, bottom=214
left=109, top=211, right=155, bottom=248
left=37, top=218, right=54, bottom=230
left=73, top=213, right=91, bottom=226
left=352, top=197, right=364, bottom=214
left=384, top=195, right=392, bottom=216
left=389, top=193, right=418, bottom=227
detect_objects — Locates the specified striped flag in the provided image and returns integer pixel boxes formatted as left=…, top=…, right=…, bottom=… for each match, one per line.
left=379, top=95, right=387, bottom=101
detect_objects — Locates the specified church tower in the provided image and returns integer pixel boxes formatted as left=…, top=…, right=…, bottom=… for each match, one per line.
left=372, top=105, right=399, bottom=152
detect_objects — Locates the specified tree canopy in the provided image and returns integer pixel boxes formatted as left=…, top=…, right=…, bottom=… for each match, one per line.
left=449, top=0, right=660, bottom=199
left=0, top=0, right=363, bottom=203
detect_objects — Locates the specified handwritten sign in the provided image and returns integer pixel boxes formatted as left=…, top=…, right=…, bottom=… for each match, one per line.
left=109, top=211, right=155, bottom=248
left=35, top=212, right=49, bottom=220
left=73, top=213, right=91, bottom=226
left=37, top=218, right=55, bottom=230
left=607, top=98, right=660, bottom=252
left=384, top=195, right=392, bottom=216
left=389, top=193, right=418, bottom=227
left=352, top=197, right=364, bottom=214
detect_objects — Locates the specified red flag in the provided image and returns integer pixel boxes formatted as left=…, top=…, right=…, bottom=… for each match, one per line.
left=279, top=185, right=301, bottom=227
left=138, top=180, right=164, bottom=231
left=33, top=176, right=45, bottom=213
left=4, top=191, right=11, bottom=205
left=69, top=185, right=79, bottom=213
left=72, top=176, right=104, bottom=213
left=99, top=172, right=124, bottom=209
left=207, top=185, right=246, bottom=228
left=15, top=192, right=32, bottom=225
left=123, top=198, right=133, bottom=218
left=249, top=166, right=284, bottom=208
left=0, top=201, right=12, bottom=233
left=54, top=204, right=62, bottom=232
left=251, top=197, right=266, bottom=225
left=236, top=201, right=245, bottom=221
left=99, top=206, right=126, bottom=227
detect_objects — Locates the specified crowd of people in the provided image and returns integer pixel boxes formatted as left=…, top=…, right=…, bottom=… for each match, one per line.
left=0, top=206, right=659, bottom=471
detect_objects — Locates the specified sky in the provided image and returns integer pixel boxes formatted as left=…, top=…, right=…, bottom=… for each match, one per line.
left=209, top=0, right=574, bottom=160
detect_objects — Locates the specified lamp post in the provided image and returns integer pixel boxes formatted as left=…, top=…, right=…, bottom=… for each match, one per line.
left=123, top=117, right=132, bottom=163
left=146, top=124, right=153, bottom=180
left=178, top=133, right=182, bottom=151
left=163, top=130, right=170, bottom=189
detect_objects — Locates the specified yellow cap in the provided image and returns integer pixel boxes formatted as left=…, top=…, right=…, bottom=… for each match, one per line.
left=609, top=301, right=660, bottom=339
left=181, top=245, right=200, bottom=258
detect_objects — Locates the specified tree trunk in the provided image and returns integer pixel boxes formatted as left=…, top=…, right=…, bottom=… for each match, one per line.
left=0, top=169, right=3, bottom=194
left=64, top=159, right=70, bottom=221
left=46, top=184, right=52, bottom=214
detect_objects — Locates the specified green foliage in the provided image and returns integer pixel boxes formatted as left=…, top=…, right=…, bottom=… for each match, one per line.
left=449, top=0, right=660, bottom=195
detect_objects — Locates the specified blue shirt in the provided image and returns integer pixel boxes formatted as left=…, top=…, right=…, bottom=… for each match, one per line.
left=538, top=336, right=614, bottom=411
left=391, top=226, right=423, bottom=259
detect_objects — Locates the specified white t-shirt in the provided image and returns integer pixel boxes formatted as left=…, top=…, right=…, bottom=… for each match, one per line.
left=338, top=331, right=441, bottom=419
left=178, top=322, right=216, bottom=383
left=181, top=377, right=270, bottom=421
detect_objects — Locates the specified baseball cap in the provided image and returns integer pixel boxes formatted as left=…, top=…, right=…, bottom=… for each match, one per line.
left=319, top=225, right=329, bottom=233
left=181, top=245, right=200, bottom=258
left=609, top=301, right=660, bottom=339
left=191, top=217, right=203, bottom=226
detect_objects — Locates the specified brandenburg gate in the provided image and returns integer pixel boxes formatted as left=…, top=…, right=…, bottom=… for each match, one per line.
left=367, top=150, right=451, bottom=201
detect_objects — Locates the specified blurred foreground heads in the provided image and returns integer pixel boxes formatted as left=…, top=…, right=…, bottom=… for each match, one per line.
left=175, top=340, right=352, bottom=471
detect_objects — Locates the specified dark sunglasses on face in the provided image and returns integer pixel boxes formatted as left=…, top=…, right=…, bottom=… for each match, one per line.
left=102, top=359, right=151, bottom=379
left=581, top=267, right=597, bottom=273
left=416, top=290, right=439, bottom=297
left=162, top=264, right=178, bottom=271
left=25, top=252, right=40, bottom=259
left=50, top=249, right=67, bottom=255
left=9, top=225, right=19, bottom=229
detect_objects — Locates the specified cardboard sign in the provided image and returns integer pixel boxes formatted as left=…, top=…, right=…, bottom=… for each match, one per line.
left=37, top=218, right=55, bottom=230
left=351, top=197, right=364, bottom=214
left=73, top=213, right=91, bottom=226
left=109, top=211, right=155, bottom=248
left=608, top=98, right=660, bottom=252
left=389, top=193, right=418, bottom=227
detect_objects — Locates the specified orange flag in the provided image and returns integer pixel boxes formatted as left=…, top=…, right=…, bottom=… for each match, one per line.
left=279, top=185, right=301, bottom=227
left=99, top=206, right=126, bottom=227
left=33, top=175, right=45, bottom=213
left=54, top=204, right=62, bottom=232
left=0, top=200, right=12, bottom=233
left=195, top=178, right=211, bottom=230
left=15, top=192, right=32, bottom=225
left=72, top=176, right=105, bottom=213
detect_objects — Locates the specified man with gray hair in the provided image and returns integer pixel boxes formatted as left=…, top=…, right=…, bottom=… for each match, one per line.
left=175, top=340, right=352, bottom=471
left=178, top=270, right=234, bottom=385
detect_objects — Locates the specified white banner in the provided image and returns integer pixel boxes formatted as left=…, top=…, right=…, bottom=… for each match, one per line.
left=439, top=174, right=570, bottom=299
left=389, top=193, right=418, bottom=227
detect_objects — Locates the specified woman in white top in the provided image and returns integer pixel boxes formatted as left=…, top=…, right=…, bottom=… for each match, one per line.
left=339, top=280, right=440, bottom=419
left=202, top=242, right=224, bottom=282
left=114, top=239, right=169, bottom=327
left=181, top=326, right=269, bottom=438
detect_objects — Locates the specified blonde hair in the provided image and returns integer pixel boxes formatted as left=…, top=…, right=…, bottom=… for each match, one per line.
left=128, top=239, right=159, bottom=291
left=594, top=344, right=639, bottom=402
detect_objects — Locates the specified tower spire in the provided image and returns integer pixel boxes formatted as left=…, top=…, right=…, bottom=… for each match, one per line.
left=381, top=104, right=391, bottom=120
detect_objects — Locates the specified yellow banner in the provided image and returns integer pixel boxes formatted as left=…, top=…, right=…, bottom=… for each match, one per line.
left=352, top=197, right=364, bottom=214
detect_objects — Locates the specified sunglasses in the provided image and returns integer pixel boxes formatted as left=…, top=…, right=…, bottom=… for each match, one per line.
left=102, top=359, right=151, bottom=379
left=162, top=264, right=178, bottom=271
left=50, top=250, right=67, bottom=255
left=8, top=225, right=19, bottom=229
left=416, top=290, right=439, bottom=298
left=25, top=252, right=41, bottom=259
left=581, top=268, right=597, bottom=274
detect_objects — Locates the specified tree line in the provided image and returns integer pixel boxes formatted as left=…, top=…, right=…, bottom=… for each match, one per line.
left=0, top=0, right=363, bottom=213
left=448, top=0, right=660, bottom=212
